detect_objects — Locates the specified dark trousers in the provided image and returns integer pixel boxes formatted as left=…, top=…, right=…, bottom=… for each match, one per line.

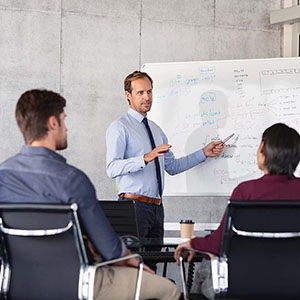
left=119, top=197, right=164, bottom=271
left=118, top=197, right=164, bottom=239
left=135, top=201, right=164, bottom=239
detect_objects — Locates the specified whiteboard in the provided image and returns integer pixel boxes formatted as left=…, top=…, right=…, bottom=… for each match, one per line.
left=142, top=58, right=300, bottom=196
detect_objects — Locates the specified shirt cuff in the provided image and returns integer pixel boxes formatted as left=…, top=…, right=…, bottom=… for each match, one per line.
left=120, top=239, right=127, bottom=257
left=134, top=155, right=146, bottom=170
left=190, top=236, right=202, bottom=249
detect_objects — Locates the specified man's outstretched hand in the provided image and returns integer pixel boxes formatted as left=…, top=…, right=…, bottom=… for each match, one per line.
left=203, top=141, right=224, bottom=157
left=144, top=144, right=172, bottom=163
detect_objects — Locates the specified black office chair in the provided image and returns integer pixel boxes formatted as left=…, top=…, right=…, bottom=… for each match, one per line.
left=99, top=200, right=139, bottom=242
left=0, top=203, right=143, bottom=300
left=100, top=200, right=177, bottom=277
left=180, top=200, right=300, bottom=300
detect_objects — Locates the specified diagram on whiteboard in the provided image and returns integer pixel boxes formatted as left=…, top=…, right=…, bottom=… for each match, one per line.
left=143, top=58, right=300, bottom=195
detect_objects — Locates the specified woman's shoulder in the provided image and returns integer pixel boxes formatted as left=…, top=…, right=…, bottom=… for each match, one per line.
left=236, top=176, right=263, bottom=189
left=230, top=177, right=264, bottom=200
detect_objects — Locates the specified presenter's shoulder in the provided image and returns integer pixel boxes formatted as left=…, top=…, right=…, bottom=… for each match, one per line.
left=147, top=118, right=164, bottom=133
left=107, top=113, right=130, bottom=130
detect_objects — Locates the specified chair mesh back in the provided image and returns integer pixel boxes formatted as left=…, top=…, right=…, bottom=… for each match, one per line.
left=220, top=201, right=300, bottom=300
left=0, top=207, right=82, bottom=300
left=99, top=200, right=139, bottom=237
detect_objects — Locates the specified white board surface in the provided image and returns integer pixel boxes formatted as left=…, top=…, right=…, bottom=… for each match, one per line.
left=142, top=58, right=300, bottom=196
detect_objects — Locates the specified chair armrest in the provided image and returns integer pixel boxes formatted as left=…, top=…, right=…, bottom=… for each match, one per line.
left=92, top=254, right=144, bottom=300
left=179, top=247, right=227, bottom=300
left=179, top=247, right=218, bottom=261
left=93, top=253, right=143, bottom=268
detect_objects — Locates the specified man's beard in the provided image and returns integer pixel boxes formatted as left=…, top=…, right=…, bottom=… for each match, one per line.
left=56, top=139, right=68, bottom=151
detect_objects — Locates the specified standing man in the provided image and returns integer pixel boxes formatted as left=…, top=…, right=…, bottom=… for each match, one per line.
left=0, top=89, right=181, bottom=300
left=106, top=71, right=224, bottom=241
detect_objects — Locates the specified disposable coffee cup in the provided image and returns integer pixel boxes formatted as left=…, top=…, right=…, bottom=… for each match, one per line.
left=180, top=220, right=194, bottom=239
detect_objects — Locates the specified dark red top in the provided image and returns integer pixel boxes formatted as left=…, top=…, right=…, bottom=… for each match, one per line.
left=190, top=175, right=300, bottom=256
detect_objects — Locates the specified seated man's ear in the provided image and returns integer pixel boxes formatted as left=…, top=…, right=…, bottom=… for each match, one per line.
left=47, top=116, right=58, bottom=130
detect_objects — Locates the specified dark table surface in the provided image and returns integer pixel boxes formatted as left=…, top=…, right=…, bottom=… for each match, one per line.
left=123, top=236, right=189, bottom=248
left=124, top=236, right=203, bottom=264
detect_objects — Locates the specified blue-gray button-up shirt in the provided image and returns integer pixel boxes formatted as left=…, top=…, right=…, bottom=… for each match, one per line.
left=0, top=145, right=125, bottom=261
left=106, top=108, right=206, bottom=198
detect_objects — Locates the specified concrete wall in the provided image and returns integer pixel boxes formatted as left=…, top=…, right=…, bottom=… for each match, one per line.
left=0, top=0, right=281, bottom=223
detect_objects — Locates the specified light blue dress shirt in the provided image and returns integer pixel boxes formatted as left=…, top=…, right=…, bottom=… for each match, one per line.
left=106, top=108, right=206, bottom=198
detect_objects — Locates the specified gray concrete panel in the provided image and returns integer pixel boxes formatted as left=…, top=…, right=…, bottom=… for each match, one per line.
left=0, top=0, right=60, bottom=11
left=0, top=8, right=60, bottom=162
left=215, top=0, right=281, bottom=30
left=141, top=19, right=213, bottom=64
left=60, top=12, right=140, bottom=198
left=163, top=195, right=228, bottom=223
left=142, top=0, right=214, bottom=27
left=0, top=9, right=60, bottom=82
left=211, top=196, right=228, bottom=222
left=212, top=27, right=281, bottom=60
left=164, top=195, right=211, bottom=222
left=62, top=0, right=140, bottom=18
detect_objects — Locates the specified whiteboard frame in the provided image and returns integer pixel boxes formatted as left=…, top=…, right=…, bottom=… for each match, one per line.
left=142, top=57, right=300, bottom=69
left=142, top=57, right=300, bottom=196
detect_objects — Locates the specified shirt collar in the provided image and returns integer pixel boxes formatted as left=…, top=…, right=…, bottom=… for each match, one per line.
left=261, top=174, right=293, bottom=182
left=21, top=145, right=66, bottom=163
left=128, top=108, right=145, bottom=123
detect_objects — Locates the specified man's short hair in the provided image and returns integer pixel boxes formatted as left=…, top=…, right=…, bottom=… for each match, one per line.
left=262, top=123, right=300, bottom=177
left=15, top=89, right=66, bottom=144
left=124, top=71, right=153, bottom=93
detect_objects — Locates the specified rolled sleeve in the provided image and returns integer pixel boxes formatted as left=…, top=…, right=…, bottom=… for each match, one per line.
left=120, top=239, right=127, bottom=257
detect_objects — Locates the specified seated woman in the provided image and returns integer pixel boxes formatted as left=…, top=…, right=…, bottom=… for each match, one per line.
left=174, top=123, right=300, bottom=299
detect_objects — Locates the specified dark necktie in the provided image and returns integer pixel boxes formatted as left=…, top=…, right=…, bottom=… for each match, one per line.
left=142, top=118, right=163, bottom=197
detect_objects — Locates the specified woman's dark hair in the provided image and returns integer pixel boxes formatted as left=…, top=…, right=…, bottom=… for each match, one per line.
left=262, top=123, right=300, bottom=177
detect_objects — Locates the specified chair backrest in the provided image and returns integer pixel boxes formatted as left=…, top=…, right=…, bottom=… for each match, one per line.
left=219, top=200, right=300, bottom=299
left=99, top=200, right=139, bottom=238
left=0, top=203, right=88, bottom=300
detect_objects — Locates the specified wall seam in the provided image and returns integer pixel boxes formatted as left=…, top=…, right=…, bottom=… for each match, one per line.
left=280, top=0, right=284, bottom=57
left=59, top=0, right=63, bottom=94
left=0, top=6, right=58, bottom=14
left=212, top=0, right=216, bottom=60
left=138, top=18, right=279, bottom=33
left=139, top=0, right=143, bottom=70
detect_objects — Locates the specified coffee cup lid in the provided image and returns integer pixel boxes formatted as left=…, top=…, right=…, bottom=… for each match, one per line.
left=180, top=219, right=194, bottom=224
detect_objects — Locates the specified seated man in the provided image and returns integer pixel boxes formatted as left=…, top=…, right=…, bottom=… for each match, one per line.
left=0, top=89, right=181, bottom=300
left=174, top=123, right=300, bottom=299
